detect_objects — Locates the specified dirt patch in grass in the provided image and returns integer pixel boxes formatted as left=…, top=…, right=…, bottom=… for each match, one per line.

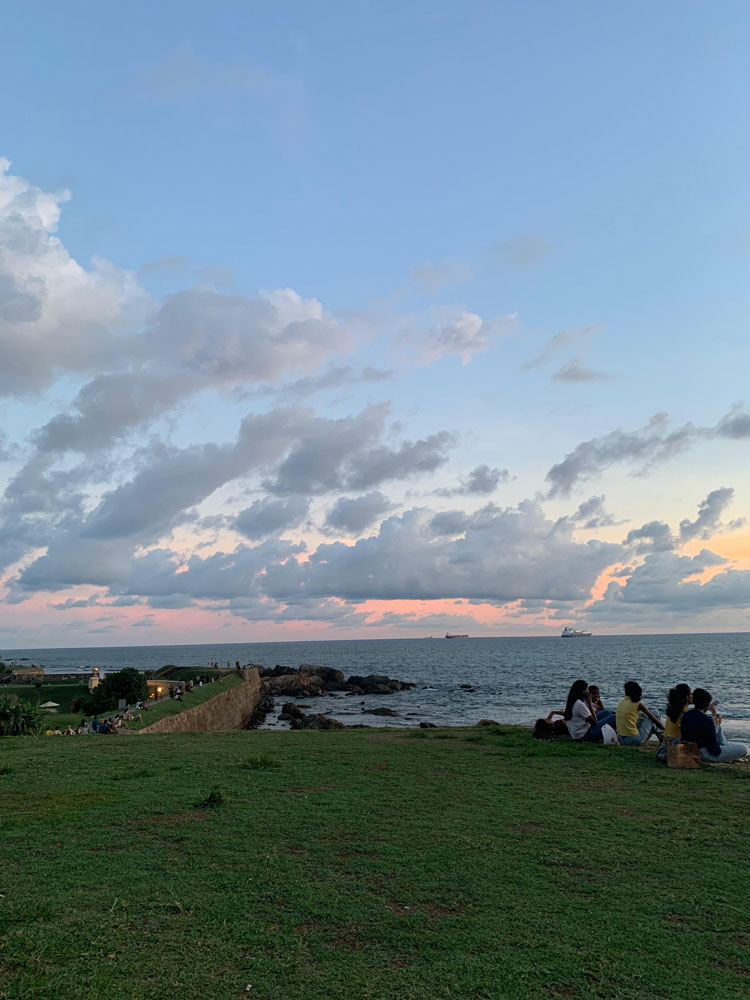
left=373, top=762, right=389, bottom=772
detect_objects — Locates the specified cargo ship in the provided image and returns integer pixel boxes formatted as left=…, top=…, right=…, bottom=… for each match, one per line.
left=445, top=632, right=469, bottom=639
left=561, top=626, right=592, bottom=637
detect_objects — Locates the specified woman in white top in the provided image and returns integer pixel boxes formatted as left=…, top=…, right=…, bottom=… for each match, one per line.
left=563, top=679, right=617, bottom=743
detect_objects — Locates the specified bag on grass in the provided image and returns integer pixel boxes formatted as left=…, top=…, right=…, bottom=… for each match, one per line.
left=600, top=723, right=619, bottom=746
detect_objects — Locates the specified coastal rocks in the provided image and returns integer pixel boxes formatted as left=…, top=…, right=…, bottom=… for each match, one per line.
left=298, top=664, right=346, bottom=689
left=263, top=674, right=324, bottom=698
left=419, top=722, right=437, bottom=729
left=243, top=694, right=275, bottom=729
left=476, top=719, right=500, bottom=727
left=362, top=706, right=398, bottom=717
left=346, top=673, right=415, bottom=695
left=259, top=665, right=298, bottom=678
left=278, top=703, right=346, bottom=731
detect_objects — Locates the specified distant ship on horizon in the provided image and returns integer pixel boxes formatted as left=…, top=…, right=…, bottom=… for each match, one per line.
left=561, top=626, right=592, bottom=638
left=445, top=632, right=469, bottom=639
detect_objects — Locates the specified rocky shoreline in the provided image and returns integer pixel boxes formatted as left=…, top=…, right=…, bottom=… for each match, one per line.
left=251, top=663, right=416, bottom=730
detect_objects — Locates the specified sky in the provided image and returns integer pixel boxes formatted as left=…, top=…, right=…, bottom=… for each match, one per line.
left=1, top=0, right=750, bottom=647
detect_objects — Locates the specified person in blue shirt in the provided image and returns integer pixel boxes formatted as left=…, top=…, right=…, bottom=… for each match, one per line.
left=681, top=688, right=747, bottom=763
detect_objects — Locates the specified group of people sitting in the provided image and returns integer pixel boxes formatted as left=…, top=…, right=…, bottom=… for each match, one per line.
left=534, top=679, right=748, bottom=764
left=45, top=710, right=143, bottom=736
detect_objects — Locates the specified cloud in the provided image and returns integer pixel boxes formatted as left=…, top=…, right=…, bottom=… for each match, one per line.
left=678, top=487, right=741, bottom=542
left=264, top=404, right=453, bottom=495
left=437, top=464, right=511, bottom=497
left=234, top=496, right=309, bottom=540
left=491, top=235, right=552, bottom=269
left=404, top=310, right=517, bottom=365
left=572, top=495, right=621, bottom=529
left=262, top=501, right=621, bottom=604
left=545, top=412, right=700, bottom=497
left=585, top=548, right=750, bottom=617
left=324, top=491, right=392, bottom=534
left=523, top=324, right=603, bottom=372
left=273, top=365, right=392, bottom=401
left=0, top=158, right=148, bottom=396
left=552, top=359, right=612, bottom=383
left=546, top=407, right=750, bottom=498
left=409, top=259, right=471, bottom=293
left=623, top=520, right=675, bottom=554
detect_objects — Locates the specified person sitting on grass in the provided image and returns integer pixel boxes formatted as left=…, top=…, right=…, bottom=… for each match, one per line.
left=588, top=685, right=606, bottom=713
left=681, top=688, right=748, bottom=763
left=615, top=681, right=664, bottom=746
left=563, top=679, right=617, bottom=743
left=657, top=683, right=691, bottom=762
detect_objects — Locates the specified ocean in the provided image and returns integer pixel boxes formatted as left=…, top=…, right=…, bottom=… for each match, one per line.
left=3, top=633, right=750, bottom=739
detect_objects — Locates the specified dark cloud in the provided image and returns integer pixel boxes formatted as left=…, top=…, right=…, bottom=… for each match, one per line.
left=545, top=412, right=700, bottom=498
left=572, top=495, right=621, bottom=530
left=437, top=464, right=511, bottom=497
left=235, top=496, right=308, bottom=540
left=545, top=407, right=750, bottom=498
left=325, top=492, right=392, bottom=534
left=624, top=520, right=675, bottom=554
left=586, top=549, right=750, bottom=617
left=262, top=502, right=621, bottom=604
left=678, top=487, right=739, bottom=542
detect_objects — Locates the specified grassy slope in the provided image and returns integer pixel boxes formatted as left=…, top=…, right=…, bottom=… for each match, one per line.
left=0, top=727, right=748, bottom=1000
left=127, top=674, right=243, bottom=730
left=5, top=683, right=87, bottom=712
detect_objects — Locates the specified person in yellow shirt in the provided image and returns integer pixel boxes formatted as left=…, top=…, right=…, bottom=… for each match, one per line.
left=615, top=681, right=664, bottom=745
left=656, top=683, right=691, bottom=761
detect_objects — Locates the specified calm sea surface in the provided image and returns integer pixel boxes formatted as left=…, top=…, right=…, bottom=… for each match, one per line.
left=4, top=634, right=750, bottom=739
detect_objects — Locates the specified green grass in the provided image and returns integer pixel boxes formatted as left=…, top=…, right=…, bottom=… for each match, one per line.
left=0, top=726, right=749, bottom=1000
left=127, top=674, right=243, bottom=730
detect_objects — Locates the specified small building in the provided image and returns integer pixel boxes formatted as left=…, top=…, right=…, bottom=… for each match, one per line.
left=146, top=679, right=168, bottom=700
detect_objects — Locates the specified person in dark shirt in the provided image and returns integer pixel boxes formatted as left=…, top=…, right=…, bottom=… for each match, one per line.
left=681, top=688, right=747, bottom=763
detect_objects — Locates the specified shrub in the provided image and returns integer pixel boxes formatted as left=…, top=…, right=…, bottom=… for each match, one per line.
left=194, top=787, right=225, bottom=809
left=0, top=695, right=46, bottom=736
left=241, top=755, right=281, bottom=770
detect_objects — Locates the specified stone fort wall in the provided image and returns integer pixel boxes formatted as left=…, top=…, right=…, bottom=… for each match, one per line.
left=138, top=669, right=261, bottom=734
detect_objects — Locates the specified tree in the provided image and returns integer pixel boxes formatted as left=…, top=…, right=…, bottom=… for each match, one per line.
left=100, top=667, right=148, bottom=706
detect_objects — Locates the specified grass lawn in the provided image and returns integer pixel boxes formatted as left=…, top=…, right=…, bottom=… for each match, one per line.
left=1, top=726, right=749, bottom=1000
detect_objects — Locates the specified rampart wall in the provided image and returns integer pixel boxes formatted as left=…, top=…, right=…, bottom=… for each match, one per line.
left=138, top=669, right=261, bottom=734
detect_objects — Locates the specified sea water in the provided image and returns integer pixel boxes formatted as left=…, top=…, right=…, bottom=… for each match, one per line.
left=3, top=633, right=750, bottom=739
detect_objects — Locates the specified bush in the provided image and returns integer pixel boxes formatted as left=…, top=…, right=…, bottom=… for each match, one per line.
left=241, top=755, right=281, bottom=770
left=0, top=695, right=46, bottom=736
left=194, top=787, right=225, bottom=809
